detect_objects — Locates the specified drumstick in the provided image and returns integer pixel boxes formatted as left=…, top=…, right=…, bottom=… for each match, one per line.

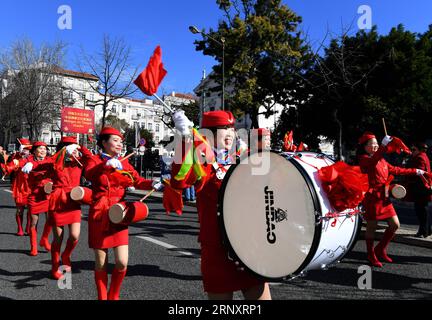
left=120, top=152, right=136, bottom=163
left=139, top=189, right=155, bottom=202
left=382, top=118, right=388, bottom=136
left=72, top=154, right=83, bottom=167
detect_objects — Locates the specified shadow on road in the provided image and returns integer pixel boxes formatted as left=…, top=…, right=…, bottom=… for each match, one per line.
left=0, top=268, right=48, bottom=290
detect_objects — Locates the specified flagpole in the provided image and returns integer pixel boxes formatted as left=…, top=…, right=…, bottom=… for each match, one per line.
left=153, top=94, right=175, bottom=114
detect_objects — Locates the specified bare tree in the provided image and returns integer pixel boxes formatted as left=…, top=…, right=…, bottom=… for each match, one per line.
left=75, top=35, right=139, bottom=128
left=0, top=39, right=66, bottom=141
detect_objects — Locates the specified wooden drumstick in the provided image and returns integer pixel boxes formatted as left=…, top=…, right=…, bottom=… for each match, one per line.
left=382, top=118, right=388, bottom=136
left=72, top=154, right=83, bottom=167
left=139, top=189, right=155, bottom=202
left=120, top=152, right=136, bottom=163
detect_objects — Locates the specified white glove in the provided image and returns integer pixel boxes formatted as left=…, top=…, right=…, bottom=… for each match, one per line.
left=66, top=144, right=80, bottom=156
left=161, top=174, right=171, bottom=180
left=21, top=162, right=33, bottom=174
left=126, top=186, right=136, bottom=192
left=106, top=158, right=123, bottom=170
left=19, top=145, right=25, bottom=153
left=381, top=135, right=393, bottom=146
left=172, top=110, right=194, bottom=136
left=152, top=180, right=163, bottom=191
left=416, top=169, right=426, bottom=176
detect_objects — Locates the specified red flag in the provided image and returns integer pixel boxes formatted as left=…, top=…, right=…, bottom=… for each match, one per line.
left=386, top=137, right=411, bottom=155
left=134, top=46, right=167, bottom=96
left=298, top=142, right=305, bottom=152
left=284, top=131, right=296, bottom=152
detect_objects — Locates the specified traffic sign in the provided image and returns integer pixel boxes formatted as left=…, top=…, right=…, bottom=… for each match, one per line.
left=140, top=138, right=146, bottom=146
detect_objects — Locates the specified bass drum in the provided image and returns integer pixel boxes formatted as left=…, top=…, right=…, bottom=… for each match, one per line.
left=218, top=151, right=360, bottom=281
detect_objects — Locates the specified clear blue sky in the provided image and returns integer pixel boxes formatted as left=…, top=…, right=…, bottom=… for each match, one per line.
left=1, top=0, right=431, bottom=97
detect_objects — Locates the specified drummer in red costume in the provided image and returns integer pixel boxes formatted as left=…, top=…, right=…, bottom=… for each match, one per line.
left=170, top=110, right=272, bottom=300
left=84, top=127, right=160, bottom=300
left=357, top=132, right=425, bottom=267
left=47, top=136, right=93, bottom=279
left=21, top=141, right=53, bottom=256
left=3, top=139, right=33, bottom=236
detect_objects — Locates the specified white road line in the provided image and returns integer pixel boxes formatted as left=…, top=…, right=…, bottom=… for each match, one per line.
left=136, top=236, right=198, bottom=257
left=3, top=189, right=12, bottom=194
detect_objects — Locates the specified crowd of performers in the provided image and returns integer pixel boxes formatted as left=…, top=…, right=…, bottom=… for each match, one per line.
left=1, top=109, right=431, bottom=300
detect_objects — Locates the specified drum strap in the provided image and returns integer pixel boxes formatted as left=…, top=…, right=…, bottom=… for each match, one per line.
left=294, top=155, right=320, bottom=170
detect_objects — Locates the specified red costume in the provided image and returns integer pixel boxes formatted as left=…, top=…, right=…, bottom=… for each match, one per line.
left=171, top=111, right=264, bottom=294
left=358, top=132, right=418, bottom=267
left=359, top=145, right=416, bottom=221
left=84, top=154, right=153, bottom=249
left=26, top=141, right=53, bottom=255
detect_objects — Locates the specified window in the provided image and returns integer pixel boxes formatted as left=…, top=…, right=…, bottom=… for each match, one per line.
left=155, top=136, right=160, bottom=143
left=81, top=93, right=86, bottom=100
left=68, top=91, right=73, bottom=99
left=89, top=94, right=94, bottom=101
left=155, top=124, right=160, bottom=132
left=112, top=105, right=117, bottom=113
left=148, top=123, right=153, bottom=131
left=122, top=106, right=127, bottom=113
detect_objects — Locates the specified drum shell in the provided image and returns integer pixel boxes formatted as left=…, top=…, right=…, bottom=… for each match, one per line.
left=109, top=201, right=149, bottom=226
left=70, top=186, right=93, bottom=205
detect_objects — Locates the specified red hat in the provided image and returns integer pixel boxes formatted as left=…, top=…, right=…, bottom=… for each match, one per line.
left=201, top=111, right=235, bottom=128
left=99, top=127, right=124, bottom=140
left=61, top=136, right=78, bottom=144
left=32, top=141, right=47, bottom=148
left=358, top=132, right=376, bottom=145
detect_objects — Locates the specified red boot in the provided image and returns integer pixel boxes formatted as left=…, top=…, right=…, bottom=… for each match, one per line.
left=108, top=268, right=127, bottom=300
left=61, top=239, right=78, bottom=272
left=375, top=229, right=396, bottom=263
left=94, top=270, right=108, bottom=300
left=29, top=227, right=38, bottom=256
left=366, top=239, right=382, bottom=267
left=16, top=215, right=24, bottom=236
left=25, top=211, right=31, bottom=235
left=51, top=241, right=64, bottom=280
left=39, top=221, right=52, bottom=252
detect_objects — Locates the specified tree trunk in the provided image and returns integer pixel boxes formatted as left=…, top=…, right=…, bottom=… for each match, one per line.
left=333, top=108, right=343, bottom=161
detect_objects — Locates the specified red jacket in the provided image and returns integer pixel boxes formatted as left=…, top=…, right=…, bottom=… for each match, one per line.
left=406, top=151, right=431, bottom=203
left=26, top=155, right=53, bottom=214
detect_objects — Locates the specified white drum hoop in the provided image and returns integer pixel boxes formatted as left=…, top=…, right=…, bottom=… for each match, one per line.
left=217, top=151, right=361, bottom=282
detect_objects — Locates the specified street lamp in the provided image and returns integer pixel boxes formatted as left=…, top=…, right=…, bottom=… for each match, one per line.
left=189, top=25, right=225, bottom=111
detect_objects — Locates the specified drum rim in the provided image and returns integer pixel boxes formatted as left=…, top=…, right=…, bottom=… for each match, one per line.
left=217, top=151, right=323, bottom=281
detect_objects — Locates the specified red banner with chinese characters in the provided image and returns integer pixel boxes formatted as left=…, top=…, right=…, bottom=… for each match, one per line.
left=61, top=107, right=95, bottom=134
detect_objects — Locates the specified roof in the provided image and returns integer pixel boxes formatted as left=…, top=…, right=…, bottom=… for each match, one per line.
left=53, top=67, right=99, bottom=81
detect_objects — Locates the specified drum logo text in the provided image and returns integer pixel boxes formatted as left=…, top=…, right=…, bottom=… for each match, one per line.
left=264, top=186, right=277, bottom=244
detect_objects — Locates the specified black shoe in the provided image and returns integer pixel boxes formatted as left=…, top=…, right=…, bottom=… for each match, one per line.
left=414, top=233, right=425, bottom=238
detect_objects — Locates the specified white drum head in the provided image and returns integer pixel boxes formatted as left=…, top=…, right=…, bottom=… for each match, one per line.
left=109, top=204, right=127, bottom=224
left=70, top=187, right=84, bottom=201
left=392, top=185, right=407, bottom=199
left=44, top=182, right=53, bottom=194
left=221, top=152, right=318, bottom=279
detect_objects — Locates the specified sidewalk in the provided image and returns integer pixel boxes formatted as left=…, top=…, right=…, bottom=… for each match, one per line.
left=128, top=189, right=432, bottom=249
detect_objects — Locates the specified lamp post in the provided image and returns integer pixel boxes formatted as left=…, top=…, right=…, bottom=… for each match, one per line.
left=189, top=25, right=225, bottom=111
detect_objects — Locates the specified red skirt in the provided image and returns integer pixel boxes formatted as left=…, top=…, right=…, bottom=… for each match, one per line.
left=200, top=244, right=264, bottom=294
left=28, top=195, right=49, bottom=215
left=52, top=210, right=81, bottom=227
left=88, top=208, right=128, bottom=249
left=362, top=193, right=397, bottom=221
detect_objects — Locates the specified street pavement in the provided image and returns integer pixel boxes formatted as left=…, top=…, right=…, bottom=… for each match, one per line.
left=0, top=180, right=431, bottom=300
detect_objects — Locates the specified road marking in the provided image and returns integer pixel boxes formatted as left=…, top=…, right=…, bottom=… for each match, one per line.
left=136, top=236, right=198, bottom=258
left=3, top=189, right=12, bottom=194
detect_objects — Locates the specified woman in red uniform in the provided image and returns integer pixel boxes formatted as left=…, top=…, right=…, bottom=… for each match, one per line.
left=4, top=139, right=33, bottom=236
left=170, top=110, right=272, bottom=300
left=48, top=136, right=93, bottom=279
left=84, top=127, right=158, bottom=300
left=21, top=141, right=53, bottom=256
left=357, top=132, right=424, bottom=267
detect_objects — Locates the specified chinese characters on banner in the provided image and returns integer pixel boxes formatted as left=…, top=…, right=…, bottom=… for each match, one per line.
left=61, top=107, right=95, bottom=134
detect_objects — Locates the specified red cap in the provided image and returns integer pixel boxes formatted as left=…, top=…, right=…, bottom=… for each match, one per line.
left=19, top=138, right=31, bottom=146
left=358, top=132, right=376, bottom=145
left=99, top=127, right=124, bottom=140
left=201, top=111, right=235, bottom=128
left=61, top=136, right=78, bottom=144
left=32, top=141, right=47, bottom=148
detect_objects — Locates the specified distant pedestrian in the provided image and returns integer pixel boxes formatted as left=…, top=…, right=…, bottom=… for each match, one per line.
left=406, top=142, right=432, bottom=238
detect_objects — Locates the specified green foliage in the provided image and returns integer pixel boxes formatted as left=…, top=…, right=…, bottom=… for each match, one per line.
left=195, top=0, right=311, bottom=127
